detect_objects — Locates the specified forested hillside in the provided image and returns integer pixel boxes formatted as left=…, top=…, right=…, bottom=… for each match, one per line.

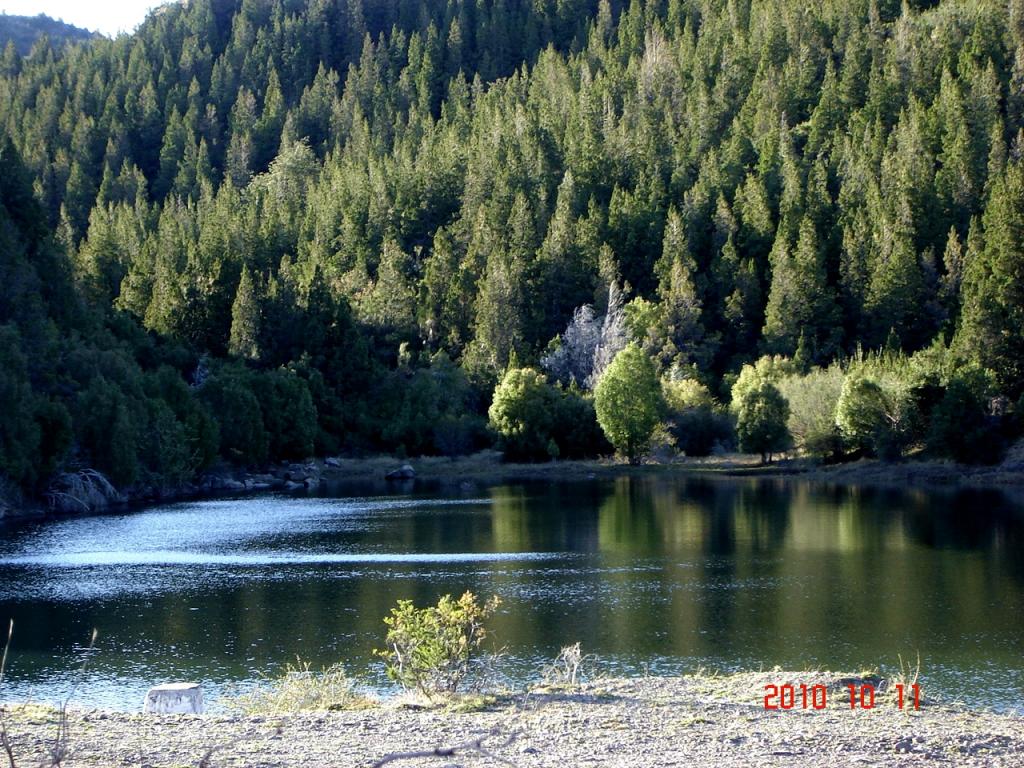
left=0, top=14, right=96, bottom=55
left=2, top=0, right=1024, bottom=503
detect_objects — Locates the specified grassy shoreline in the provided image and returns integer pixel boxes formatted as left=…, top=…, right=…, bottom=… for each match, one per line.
left=3, top=672, right=1021, bottom=767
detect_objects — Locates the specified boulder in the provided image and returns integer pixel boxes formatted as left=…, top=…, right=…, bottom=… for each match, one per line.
left=143, top=683, right=204, bottom=714
left=385, top=464, right=416, bottom=480
left=324, top=457, right=343, bottom=468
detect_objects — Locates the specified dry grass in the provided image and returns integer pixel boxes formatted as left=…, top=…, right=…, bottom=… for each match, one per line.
left=226, top=660, right=375, bottom=714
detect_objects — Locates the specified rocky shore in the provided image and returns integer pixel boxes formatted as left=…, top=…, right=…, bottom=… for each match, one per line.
left=3, top=674, right=1023, bottom=767
left=6, top=442, right=1024, bottom=525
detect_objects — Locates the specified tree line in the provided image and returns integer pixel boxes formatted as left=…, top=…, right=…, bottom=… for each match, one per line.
left=2, top=0, right=1024, bottom=502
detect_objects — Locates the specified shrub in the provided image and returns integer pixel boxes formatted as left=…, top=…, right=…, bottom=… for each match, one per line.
left=594, top=344, right=663, bottom=464
left=927, top=379, right=1007, bottom=464
left=835, top=374, right=916, bottom=460
left=488, top=367, right=562, bottom=461
left=835, top=375, right=888, bottom=450
left=776, top=363, right=845, bottom=459
left=140, top=399, right=193, bottom=485
left=662, top=379, right=733, bottom=456
left=540, top=643, right=595, bottom=689
left=376, top=592, right=501, bottom=698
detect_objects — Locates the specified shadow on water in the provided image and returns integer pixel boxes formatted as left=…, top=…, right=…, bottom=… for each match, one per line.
left=0, top=474, right=1022, bottom=710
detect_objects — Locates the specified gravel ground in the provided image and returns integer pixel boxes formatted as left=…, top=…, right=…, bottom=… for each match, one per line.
left=4, top=673, right=1024, bottom=767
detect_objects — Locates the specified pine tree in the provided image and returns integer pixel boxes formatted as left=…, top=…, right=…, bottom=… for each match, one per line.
left=956, top=162, right=1024, bottom=395
left=763, top=216, right=841, bottom=363
left=647, top=207, right=714, bottom=371
left=229, top=265, right=261, bottom=360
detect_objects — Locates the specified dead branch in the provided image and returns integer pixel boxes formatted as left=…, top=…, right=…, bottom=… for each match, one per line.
left=0, top=620, right=16, bottom=768
left=369, top=728, right=520, bottom=768
left=197, top=728, right=279, bottom=768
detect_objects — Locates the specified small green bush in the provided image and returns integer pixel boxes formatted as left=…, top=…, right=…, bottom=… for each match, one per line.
left=734, top=379, right=791, bottom=463
left=376, top=592, right=501, bottom=698
left=730, top=360, right=792, bottom=462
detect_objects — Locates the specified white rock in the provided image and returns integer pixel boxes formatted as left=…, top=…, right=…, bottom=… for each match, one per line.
left=143, top=683, right=204, bottom=714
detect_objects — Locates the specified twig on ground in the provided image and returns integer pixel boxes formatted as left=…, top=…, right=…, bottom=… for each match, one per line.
left=369, top=728, right=520, bottom=767
left=197, top=729, right=279, bottom=768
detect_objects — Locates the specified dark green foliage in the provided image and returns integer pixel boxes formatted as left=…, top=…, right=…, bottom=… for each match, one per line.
left=199, top=373, right=269, bottom=466
left=553, top=385, right=612, bottom=459
left=662, top=380, right=734, bottom=457
left=956, top=162, right=1024, bottom=397
left=3, top=0, right=1024, bottom=496
left=0, top=325, right=42, bottom=488
left=249, top=369, right=318, bottom=462
left=927, top=379, right=1006, bottom=464
left=375, top=353, right=487, bottom=458
left=76, top=377, right=141, bottom=487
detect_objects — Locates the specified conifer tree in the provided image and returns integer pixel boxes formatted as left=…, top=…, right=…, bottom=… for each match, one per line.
left=956, top=161, right=1024, bottom=395
left=229, top=265, right=261, bottom=361
left=763, top=216, right=841, bottom=363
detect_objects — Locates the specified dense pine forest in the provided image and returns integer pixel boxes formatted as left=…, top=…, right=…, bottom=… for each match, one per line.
left=2, top=0, right=1024, bottom=505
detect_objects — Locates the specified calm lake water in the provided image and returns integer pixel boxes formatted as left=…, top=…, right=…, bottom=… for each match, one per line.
left=1, top=475, right=1023, bottom=711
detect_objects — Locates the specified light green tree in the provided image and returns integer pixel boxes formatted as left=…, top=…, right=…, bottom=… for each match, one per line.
left=733, top=379, right=791, bottom=464
left=594, top=344, right=663, bottom=464
left=488, top=366, right=561, bottom=461
left=731, top=359, right=793, bottom=463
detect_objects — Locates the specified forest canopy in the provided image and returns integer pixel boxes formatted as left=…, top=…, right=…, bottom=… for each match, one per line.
left=2, top=0, right=1024, bottom=501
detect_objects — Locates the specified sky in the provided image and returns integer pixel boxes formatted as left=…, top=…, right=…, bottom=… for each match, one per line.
left=0, top=0, right=164, bottom=37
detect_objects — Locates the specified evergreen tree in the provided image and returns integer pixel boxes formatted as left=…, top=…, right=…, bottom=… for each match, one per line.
left=956, top=161, right=1024, bottom=395
left=229, top=265, right=261, bottom=360
left=762, top=216, right=841, bottom=363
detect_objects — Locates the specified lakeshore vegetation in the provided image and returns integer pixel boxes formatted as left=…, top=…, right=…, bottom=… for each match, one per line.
left=2, top=0, right=1024, bottom=503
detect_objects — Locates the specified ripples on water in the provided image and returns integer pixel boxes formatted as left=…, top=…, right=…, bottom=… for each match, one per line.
left=0, top=479, right=1022, bottom=711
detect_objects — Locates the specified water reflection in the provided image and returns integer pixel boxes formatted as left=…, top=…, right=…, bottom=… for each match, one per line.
left=0, top=476, right=1022, bottom=710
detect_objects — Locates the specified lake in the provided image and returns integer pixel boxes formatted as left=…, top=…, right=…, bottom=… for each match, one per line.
left=1, top=475, right=1023, bottom=711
